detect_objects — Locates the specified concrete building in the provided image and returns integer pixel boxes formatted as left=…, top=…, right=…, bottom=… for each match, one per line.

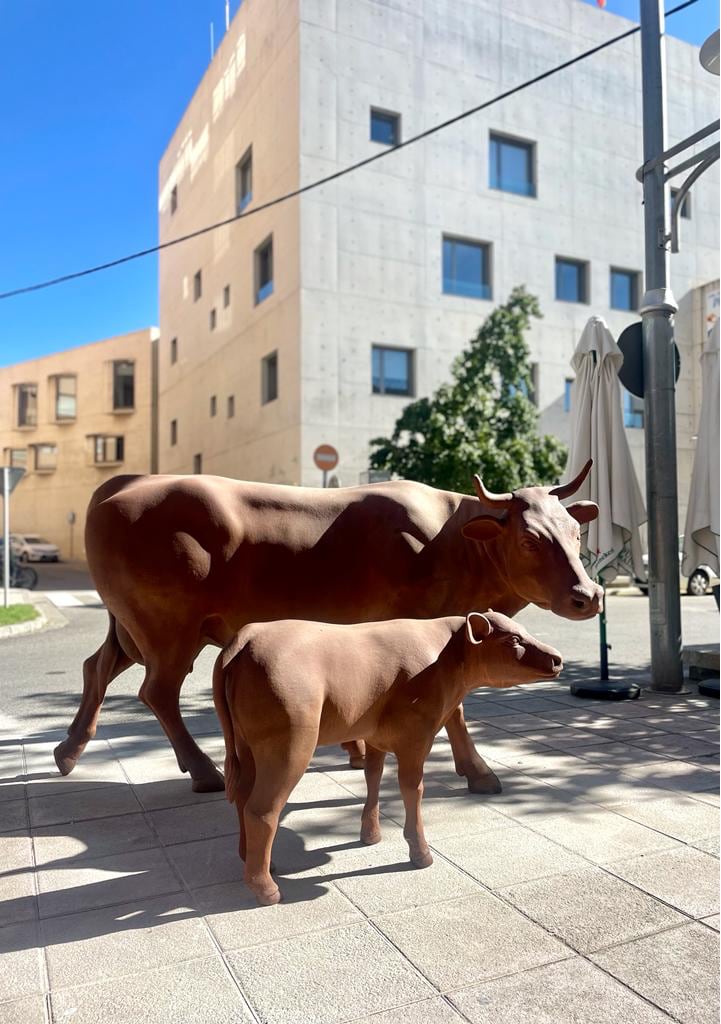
left=0, top=329, right=158, bottom=560
left=157, top=0, right=719, bottom=521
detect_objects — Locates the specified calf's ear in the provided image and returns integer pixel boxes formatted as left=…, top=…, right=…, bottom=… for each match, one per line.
left=466, top=612, right=493, bottom=645
left=462, top=515, right=506, bottom=541
left=566, top=500, right=599, bottom=525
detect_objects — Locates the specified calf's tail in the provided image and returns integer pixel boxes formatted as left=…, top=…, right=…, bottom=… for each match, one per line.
left=211, top=650, right=243, bottom=804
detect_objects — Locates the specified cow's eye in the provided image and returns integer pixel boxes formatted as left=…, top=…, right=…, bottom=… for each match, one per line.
left=521, top=537, right=538, bottom=552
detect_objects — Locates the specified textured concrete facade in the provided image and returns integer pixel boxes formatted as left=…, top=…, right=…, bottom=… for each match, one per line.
left=158, top=0, right=719, bottom=510
left=0, top=329, right=157, bottom=560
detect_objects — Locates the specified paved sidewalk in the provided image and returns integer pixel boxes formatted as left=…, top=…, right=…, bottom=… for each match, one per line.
left=1, top=682, right=719, bottom=1024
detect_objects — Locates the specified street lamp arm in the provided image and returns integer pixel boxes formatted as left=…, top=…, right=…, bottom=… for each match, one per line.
left=668, top=149, right=720, bottom=252
left=635, top=117, right=720, bottom=180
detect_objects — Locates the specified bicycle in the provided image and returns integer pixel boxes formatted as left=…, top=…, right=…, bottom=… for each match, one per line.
left=0, top=550, right=38, bottom=590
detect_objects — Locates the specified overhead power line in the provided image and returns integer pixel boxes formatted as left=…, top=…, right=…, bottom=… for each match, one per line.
left=0, top=0, right=699, bottom=302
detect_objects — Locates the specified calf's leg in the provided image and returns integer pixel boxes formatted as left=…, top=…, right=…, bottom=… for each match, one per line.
left=397, top=750, right=433, bottom=868
left=54, top=615, right=132, bottom=776
left=445, top=704, right=502, bottom=795
left=342, top=740, right=366, bottom=769
left=360, top=745, right=386, bottom=845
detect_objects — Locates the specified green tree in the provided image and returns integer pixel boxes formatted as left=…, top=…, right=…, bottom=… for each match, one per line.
left=369, top=286, right=567, bottom=494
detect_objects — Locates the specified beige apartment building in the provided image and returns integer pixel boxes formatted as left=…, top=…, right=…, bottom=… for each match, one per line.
left=0, top=329, right=157, bottom=560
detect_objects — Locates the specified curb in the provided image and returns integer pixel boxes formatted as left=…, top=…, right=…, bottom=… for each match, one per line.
left=0, top=589, right=68, bottom=640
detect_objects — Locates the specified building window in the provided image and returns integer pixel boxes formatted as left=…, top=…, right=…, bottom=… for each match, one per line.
left=610, top=268, right=640, bottom=311
left=193, top=453, right=203, bottom=474
left=556, top=257, right=588, bottom=303
left=623, top=389, right=644, bottom=429
left=193, top=270, right=202, bottom=301
left=223, top=285, right=231, bottom=308
left=236, top=148, right=253, bottom=213
left=210, top=395, right=217, bottom=417
left=227, top=395, right=235, bottom=418
left=489, top=133, right=536, bottom=197
left=442, top=236, right=492, bottom=299
left=372, top=346, right=414, bottom=396
left=113, top=361, right=135, bottom=410
left=564, top=378, right=573, bottom=413
left=255, top=237, right=274, bottom=304
left=170, top=337, right=178, bottom=364
left=370, top=108, right=400, bottom=146
left=16, top=384, right=37, bottom=427
left=92, top=435, right=125, bottom=465
left=7, top=449, right=27, bottom=469
left=55, top=375, right=77, bottom=421
left=261, top=351, right=278, bottom=404
left=34, top=444, right=57, bottom=472
left=170, top=185, right=178, bottom=214
left=210, top=308, right=217, bottom=331
left=671, top=188, right=691, bottom=219
left=170, top=419, right=178, bottom=446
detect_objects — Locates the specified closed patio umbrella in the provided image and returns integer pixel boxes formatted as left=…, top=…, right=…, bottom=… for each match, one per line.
left=564, top=316, right=647, bottom=694
left=682, top=320, right=719, bottom=580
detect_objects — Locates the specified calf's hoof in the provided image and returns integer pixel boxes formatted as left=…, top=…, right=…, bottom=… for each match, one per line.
left=409, top=850, right=433, bottom=869
left=459, top=767, right=503, bottom=795
left=53, top=740, right=80, bottom=777
left=348, top=755, right=366, bottom=770
left=191, top=769, right=226, bottom=793
left=360, top=827, right=382, bottom=846
left=247, top=878, right=281, bottom=906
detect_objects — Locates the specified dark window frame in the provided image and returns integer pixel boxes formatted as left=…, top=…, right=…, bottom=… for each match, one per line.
left=16, top=383, right=38, bottom=428
left=90, top=435, right=125, bottom=465
left=610, top=267, right=640, bottom=311
left=261, top=351, right=279, bottom=405
left=564, top=378, right=574, bottom=414
left=54, top=374, right=77, bottom=421
left=254, top=236, right=274, bottom=305
left=33, top=443, right=58, bottom=472
left=623, top=388, right=644, bottom=429
left=489, top=132, right=537, bottom=197
left=227, top=395, right=235, bottom=418
left=442, top=235, right=492, bottom=300
left=112, top=360, right=135, bottom=411
left=372, top=345, right=415, bottom=397
left=170, top=185, right=178, bottom=214
left=223, top=285, right=231, bottom=308
left=210, top=308, right=217, bottom=331
left=193, top=270, right=202, bottom=302
left=193, top=453, right=203, bottom=474
left=555, top=257, right=589, bottom=304
left=236, top=148, right=253, bottom=214
left=210, top=395, right=217, bottom=417
left=170, top=419, right=178, bottom=447
left=170, top=337, right=178, bottom=364
left=370, top=107, right=401, bottom=147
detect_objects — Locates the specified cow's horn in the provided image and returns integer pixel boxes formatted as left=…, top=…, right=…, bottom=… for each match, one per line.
left=550, top=459, right=593, bottom=500
left=473, top=475, right=513, bottom=508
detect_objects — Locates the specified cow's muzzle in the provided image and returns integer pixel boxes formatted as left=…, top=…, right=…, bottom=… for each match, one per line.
left=565, top=583, right=603, bottom=618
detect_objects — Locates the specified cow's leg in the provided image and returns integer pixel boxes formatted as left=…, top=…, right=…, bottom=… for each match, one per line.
left=444, top=704, right=502, bottom=795
left=139, top=663, right=225, bottom=793
left=360, top=744, right=386, bottom=845
left=231, top=739, right=256, bottom=862
left=54, top=615, right=132, bottom=776
left=342, top=740, right=366, bottom=769
left=397, top=749, right=433, bottom=868
left=243, top=731, right=316, bottom=905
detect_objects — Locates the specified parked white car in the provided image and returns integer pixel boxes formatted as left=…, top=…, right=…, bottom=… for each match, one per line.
left=635, top=540, right=715, bottom=597
left=9, top=534, right=60, bottom=562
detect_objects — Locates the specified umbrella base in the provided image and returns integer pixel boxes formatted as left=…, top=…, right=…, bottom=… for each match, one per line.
left=698, top=677, right=720, bottom=699
left=570, top=680, right=641, bottom=701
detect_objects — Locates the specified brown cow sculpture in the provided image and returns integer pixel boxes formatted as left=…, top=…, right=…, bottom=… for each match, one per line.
left=54, top=461, right=600, bottom=795
left=214, top=610, right=563, bottom=905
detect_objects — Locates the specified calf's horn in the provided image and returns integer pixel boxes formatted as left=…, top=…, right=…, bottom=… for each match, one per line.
left=549, top=458, right=593, bottom=500
left=473, top=475, right=513, bottom=508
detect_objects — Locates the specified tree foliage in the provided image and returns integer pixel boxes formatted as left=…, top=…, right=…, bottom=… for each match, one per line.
left=369, top=286, right=567, bottom=494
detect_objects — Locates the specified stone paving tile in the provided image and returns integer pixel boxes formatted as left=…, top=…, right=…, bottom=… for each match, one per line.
left=481, top=713, right=566, bottom=733
left=49, top=956, right=255, bottom=1024
left=500, top=866, right=686, bottom=953
left=227, top=921, right=433, bottom=1024
left=0, top=832, right=36, bottom=929
left=568, top=740, right=675, bottom=766
left=373, top=892, right=569, bottom=991
left=165, top=833, right=244, bottom=890
left=0, top=996, right=46, bottom=1024
left=131, top=777, right=228, bottom=812
left=196, top=874, right=363, bottom=951
left=470, top=773, right=580, bottom=820
left=433, top=825, right=587, bottom=890
left=0, top=747, right=25, bottom=803
left=381, top=784, right=513, bottom=841
left=691, top=834, right=720, bottom=857
left=591, top=922, right=720, bottom=1024
left=606, top=846, right=720, bottom=919
left=523, top=806, right=683, bottom=862
left=32, top=811, right=158, bottom=866
left=42, top=892, right=215, bottom=989
left=610, top=795, right=720, bottom=842
left=0, top=921, right=43, bottom=1003
left=552, top=771, right=671, bottom=807
left=318, top=837, right=481, bottom=917
left=618, top=759, right=719, bottom=794
left=28, top=785, right=142, bottom=828
left=348, top=998, right=467, bottom=1024
left=628, top=733, right=720, bottom=761
left=689, top=788, right=720, bottom=807
left=0, top=800, right=28, bottom=834
left=37, top=846, right=182, bottom=918
left=702, top=915, right=719, bottom=931
left=148, top=798, right=238, bottom=846
left=451, top=956, right=674, bottom=1024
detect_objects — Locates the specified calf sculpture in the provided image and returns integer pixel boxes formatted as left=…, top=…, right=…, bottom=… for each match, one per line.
left=214, top=610, right=563, bottom=905
left=55, top=461, right=600, bottom=795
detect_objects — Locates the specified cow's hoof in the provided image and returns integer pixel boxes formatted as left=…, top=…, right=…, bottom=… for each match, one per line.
left=464, top=771, right=503, bottom=795
left=410, top=850, right=433, bottom=869
left=360, top=827, right=382, bottom=845
left=53, top=741, right=79, bottom=777
left=191, top=769, right=226, bottom=793
left=348, top=756, right=366, bottom=770
left=248, top=881, right=281, bottom=906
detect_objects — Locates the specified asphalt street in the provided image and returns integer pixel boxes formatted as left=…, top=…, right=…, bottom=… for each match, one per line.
left=1, top=561, right=718, bottom=751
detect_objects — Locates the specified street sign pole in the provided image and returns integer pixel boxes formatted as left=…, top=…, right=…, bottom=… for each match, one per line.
left=3, top=468, right=10, bottom=608
left=640, top=0, right=684, bottom=692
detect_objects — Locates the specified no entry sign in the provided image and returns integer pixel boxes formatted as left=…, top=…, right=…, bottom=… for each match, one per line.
left=313, top=445, right=339, bottom=471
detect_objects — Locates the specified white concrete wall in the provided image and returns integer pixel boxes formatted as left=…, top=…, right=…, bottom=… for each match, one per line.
left=297, top=0, right=720, bottom=495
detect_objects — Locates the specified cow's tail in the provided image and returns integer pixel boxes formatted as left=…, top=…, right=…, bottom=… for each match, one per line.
left=212, top=648, right=243, bottom=804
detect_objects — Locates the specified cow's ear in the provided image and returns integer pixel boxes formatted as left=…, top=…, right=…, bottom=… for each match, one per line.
left=462, top=515, right=506, bottom=541
left=566, top=500, right=599, bottom=525
left=466, top=612, right=493, bottom=645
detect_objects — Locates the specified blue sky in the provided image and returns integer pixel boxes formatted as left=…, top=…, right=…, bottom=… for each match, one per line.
left=0, top=0, right=717, bottom=367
